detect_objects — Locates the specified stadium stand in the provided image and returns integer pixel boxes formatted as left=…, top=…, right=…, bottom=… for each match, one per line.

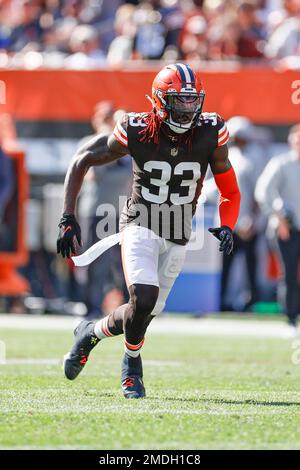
left=0, top=0, right=299, bottom=68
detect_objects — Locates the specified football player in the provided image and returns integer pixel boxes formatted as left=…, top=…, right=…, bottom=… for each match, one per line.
left=57, top=63, right=240, bottom=398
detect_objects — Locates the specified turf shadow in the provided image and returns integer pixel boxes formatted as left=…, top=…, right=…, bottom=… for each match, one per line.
left=159, top=396, right=300, bottom=407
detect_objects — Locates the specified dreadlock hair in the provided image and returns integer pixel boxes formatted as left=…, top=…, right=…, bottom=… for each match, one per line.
left=139, top=110, right=162, bottom=145
left=139, top=109, right=195, bottom=150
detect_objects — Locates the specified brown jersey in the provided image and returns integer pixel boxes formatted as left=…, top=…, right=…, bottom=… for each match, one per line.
left=113, top=112, right=229, bottom=245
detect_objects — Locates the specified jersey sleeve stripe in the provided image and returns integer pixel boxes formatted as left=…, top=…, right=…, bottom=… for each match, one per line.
left=218, top=128, right=229, bottom=141
left=218, top=124, right=227, bottom=137
left=117, top=120, right=127, bottom=139
left=218, top=130, right=229, bottom=146
left=113, top=128, right=128, bottom=147
left=218, top=129, right=228, bottom=141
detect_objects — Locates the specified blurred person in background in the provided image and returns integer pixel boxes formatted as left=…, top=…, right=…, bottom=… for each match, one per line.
left=43, top=17, right=77, bottom=54
left=65, top=24, right=106, bottom=68
left=255, top=124, right=300, bottom=333
left=227, top=116, right=268, bottom=178
left=78, top=101, right=132, bottom=319
left=9, top=0, right=43, bottom=52
left=0, top=115, right=15, bottom=252
left=208, top=1, right=265, bottom=60
left=0, top=0, right=12, bottom=50
left=235, top=1, right=266, bottom=58
left=0, top=144, right=14, bottom=250
left=265, top=0, right=300, bottom=60
left=132, top=0, right=183, bottom=60
left=203, top=116, right=259, bottom=311
left=179, top=4, right=208, bottom=61
left=107, top=3, right=137, bottom=64
left=221, top=117, right=260, bottom=311
left=60, top=0, right=123, bottom=54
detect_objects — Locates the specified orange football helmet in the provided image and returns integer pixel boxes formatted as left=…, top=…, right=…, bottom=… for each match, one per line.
left=151, top=63, right=205, bottom=134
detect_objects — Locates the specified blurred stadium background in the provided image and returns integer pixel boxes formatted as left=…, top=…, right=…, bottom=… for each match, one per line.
left=1, top=0, right=300, bottom=451
left=1, top=0, right=300, bottom=321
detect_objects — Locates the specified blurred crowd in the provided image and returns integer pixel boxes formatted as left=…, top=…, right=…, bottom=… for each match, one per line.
left=0, top=0, right=300, bottom=68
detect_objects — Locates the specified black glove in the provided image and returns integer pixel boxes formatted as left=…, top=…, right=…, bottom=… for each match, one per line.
left=208, top=226, right=233, bottom=255
left=57, top=214, right=82, bottom=258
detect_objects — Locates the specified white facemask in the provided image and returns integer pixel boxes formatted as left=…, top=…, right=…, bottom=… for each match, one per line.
left=166, top=114, right=193, bottom=134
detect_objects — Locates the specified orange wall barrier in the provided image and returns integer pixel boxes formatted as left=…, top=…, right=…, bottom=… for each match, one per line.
left=0, top=142, right=29, bottom=295
left=0, top=67, right=299, bottom=123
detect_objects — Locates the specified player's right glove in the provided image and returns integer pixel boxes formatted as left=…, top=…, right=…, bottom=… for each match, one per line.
left=208, top=226, right=233, bottom=255
left=57, top=213, right=82, bottom=258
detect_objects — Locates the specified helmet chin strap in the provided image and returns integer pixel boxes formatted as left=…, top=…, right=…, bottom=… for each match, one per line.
left=167, top=123, right=190, bottom=134
left=166, top=115, right=192, bottom=134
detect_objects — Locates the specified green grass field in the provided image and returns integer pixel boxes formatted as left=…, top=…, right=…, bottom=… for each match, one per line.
left=1, top=321, right=300, bottom=450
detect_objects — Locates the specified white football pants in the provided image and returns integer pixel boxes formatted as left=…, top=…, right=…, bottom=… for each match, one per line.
left=121, top=225, right=187, bottom=316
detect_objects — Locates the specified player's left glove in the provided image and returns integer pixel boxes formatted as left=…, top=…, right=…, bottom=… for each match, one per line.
left=208, top=226, right=233, bottom=255
left=57, top=213, right=82, bottom=258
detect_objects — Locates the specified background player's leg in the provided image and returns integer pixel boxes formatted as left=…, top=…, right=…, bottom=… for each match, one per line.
left=220, top=233, right=239, bottom=311
left=278, top=233, right=300, bottom=326
left=244, top=234, right=258, bottom=309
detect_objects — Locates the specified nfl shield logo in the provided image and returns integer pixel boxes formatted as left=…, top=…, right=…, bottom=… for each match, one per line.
left=171, top=147, right=178, bottom=157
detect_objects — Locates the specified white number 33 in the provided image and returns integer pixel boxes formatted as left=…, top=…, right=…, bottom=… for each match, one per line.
left=141, top=161, right=201, bottom=204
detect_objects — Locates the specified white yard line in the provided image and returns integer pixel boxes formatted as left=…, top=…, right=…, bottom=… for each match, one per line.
left=150, top=317, right=292, bottom=338
left=0, top=314, right=294, bottom=338
left=0, top=314, right=77, bottom=330
left=4, top=358, right=60, bottom=365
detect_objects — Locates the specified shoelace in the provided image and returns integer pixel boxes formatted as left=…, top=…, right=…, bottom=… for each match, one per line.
left=79, top=354, right=88, bottom=364
left=122, top=377, right=135, bottom=388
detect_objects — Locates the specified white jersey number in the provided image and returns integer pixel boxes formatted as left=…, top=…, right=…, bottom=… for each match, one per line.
left=141, top=161, right=201, bottom=204
left=128, top=114, right=147, bottom=127
left=201, top=113, right=218, bottom=126
left=142, top=161, right=171, bottom=204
